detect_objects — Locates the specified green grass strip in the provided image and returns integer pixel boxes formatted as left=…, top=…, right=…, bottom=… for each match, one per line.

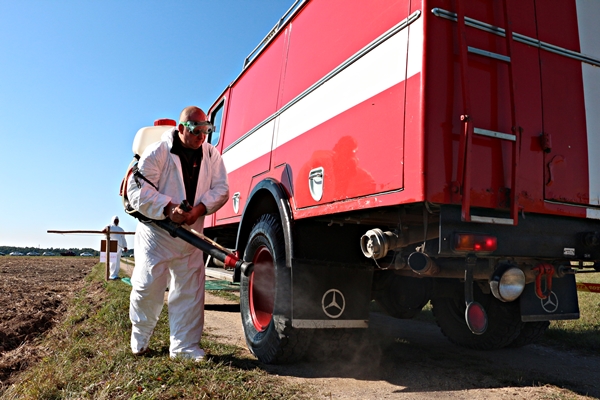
left=1, top=264, right=309, bottom=400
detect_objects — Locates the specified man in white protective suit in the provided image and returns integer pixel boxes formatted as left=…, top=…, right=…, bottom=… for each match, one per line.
left=105, top=216, right=128, bottom=280
left=126, top=106, right=229, bottom=361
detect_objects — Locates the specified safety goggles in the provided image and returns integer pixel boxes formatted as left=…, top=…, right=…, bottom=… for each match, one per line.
left=180, top=121, right=215, bottom=136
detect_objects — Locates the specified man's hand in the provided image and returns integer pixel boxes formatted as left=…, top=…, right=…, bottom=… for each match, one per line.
left=164, top=202, right=187, bottom=224
left=164, top=202, right=206, bottom=225
left=184, top=203, right=207, bottom=225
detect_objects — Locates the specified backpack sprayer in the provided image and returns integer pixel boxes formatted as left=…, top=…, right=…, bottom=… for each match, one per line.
left=120, top=119, right=254, bottom=277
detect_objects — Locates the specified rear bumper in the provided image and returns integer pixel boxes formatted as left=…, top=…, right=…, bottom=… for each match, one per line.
left=437, top=205, right=600, bottom=261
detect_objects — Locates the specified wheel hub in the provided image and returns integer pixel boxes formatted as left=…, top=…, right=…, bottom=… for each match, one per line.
left=249, top=245, right=275, bottom=331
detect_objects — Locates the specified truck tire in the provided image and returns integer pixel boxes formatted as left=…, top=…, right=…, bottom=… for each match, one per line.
left=509, top=321, right=550, bottom=348
left=431, top=280, right=524, bottom=350
left=240, top=214, right=311, bottom=364
left=372, top=272, right=432, bottom=319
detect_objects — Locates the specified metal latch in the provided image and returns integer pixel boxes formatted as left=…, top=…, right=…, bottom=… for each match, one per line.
left=308, top=167, right=324, bottom=201
left=232, top=192, right=240, bottom=214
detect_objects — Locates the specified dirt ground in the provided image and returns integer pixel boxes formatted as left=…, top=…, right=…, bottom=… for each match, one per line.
left=1, top=257, right=599, bottom=399
left=203, top=290, right=600, bottom=400
left=0, top=256, right=96, bottom=387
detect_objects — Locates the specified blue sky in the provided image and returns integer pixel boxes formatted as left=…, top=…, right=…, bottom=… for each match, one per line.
left=0, top=0, right=295, bottom=250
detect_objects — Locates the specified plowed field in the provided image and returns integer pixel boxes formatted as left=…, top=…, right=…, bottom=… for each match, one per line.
left=0, top=256, right=96, bottom=386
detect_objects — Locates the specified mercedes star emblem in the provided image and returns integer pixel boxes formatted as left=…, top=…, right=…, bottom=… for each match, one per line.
left=540, top=291, right=559, bottom=313
left=321, top=289, right=346, bottom=319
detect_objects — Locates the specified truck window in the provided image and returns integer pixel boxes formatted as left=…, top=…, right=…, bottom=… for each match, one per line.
left=209, top=100, right=224, bottom=146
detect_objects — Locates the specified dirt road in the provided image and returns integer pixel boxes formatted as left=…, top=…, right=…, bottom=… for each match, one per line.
left=1, top=258, right=597, bottom=399
left=202, top=278, right=599, bottom=399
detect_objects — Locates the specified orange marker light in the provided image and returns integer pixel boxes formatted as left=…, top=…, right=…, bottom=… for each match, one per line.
left=454, top=234, right=497, bottom=252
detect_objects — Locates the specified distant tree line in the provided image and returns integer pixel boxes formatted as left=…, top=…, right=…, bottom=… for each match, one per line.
left=0, top=246, right=133, bottom=257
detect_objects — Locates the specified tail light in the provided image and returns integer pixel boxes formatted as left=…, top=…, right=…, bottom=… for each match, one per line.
left=454, top=233, right=497, bottom=252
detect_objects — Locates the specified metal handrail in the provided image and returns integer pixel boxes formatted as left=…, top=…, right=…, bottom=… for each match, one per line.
left=432, top=7, right=600, bottom=67
left=243, top=0, right=307, bottom=68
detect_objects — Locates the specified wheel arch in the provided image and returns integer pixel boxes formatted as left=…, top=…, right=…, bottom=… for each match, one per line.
left=236, top=178, right=294, bottom=269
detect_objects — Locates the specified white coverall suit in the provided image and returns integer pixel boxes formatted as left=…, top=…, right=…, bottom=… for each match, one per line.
left=127, top=128, right=229, bottom=359
left=107, top=216, right=128, bottom=280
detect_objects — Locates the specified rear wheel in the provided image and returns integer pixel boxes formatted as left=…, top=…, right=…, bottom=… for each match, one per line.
left=509, top=321, right=550, bottom=347
left=240, top=214, right=311, bottom=364
left=431, top=280, right=524, bottom=350
left=372, top=272, right=432, bottom=319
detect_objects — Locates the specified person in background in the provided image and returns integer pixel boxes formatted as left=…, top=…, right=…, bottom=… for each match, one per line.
left=104, top=216, right=128, bottom=280
left=126, top=106, right=229, bottom=361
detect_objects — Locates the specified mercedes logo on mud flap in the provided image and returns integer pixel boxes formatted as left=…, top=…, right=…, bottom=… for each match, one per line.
left=541, top=291, right=559, bottom=313
left=321, top=289, right=346, bottom=319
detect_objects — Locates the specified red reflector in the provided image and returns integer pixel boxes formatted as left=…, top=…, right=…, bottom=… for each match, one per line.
left=465, top=302, right=487, bottom=335
left=454, top=234, right=497, bottom=252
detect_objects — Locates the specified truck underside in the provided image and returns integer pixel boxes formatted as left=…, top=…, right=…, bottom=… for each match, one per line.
left=204, top=199, right=599, bottom=363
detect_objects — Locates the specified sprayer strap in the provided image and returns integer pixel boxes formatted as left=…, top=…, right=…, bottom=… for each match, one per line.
left=132, top=163, right=158, bottom=190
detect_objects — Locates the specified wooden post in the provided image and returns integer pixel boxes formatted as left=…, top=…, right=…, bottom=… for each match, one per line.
left=105, top=229, right=111, bottom=281
left=47, top=229, right=135, bottom=282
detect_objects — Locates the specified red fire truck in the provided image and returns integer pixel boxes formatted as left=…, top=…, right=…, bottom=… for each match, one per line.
left=178, top=0, right=600, bottom=363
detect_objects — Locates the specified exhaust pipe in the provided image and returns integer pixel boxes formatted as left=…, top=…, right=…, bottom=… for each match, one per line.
left=407, top=252, right=439, bottom=276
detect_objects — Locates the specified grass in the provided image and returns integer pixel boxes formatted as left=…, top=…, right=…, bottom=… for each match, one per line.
left=208, top=290, right=241, bottom=303
left=541, top=273, right=600, bottom=354
left=0, top=264, right=309, bottom=400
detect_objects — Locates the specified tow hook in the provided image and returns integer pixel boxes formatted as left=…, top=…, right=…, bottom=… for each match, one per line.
left=533, top=263, right=555, bottom=300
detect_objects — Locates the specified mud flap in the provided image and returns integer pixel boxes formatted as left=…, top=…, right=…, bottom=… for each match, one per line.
left=291, top=260, right=372, bottom=329
left=520, top=274, right=580, bottom=322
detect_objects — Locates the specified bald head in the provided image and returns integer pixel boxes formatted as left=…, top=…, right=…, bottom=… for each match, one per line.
left=178, top=106, right=209, bottom=149
left=179, top=106, right=207, bottom=123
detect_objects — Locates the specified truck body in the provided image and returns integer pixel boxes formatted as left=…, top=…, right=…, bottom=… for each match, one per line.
left=199, top=0, right=600, bottom=363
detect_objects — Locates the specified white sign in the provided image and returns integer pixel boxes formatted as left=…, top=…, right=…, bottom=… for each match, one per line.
left=99, top=253, right=118, bottom=263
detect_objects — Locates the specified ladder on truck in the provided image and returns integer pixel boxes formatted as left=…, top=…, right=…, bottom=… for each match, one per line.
left=452, top=0, right=521, bottom=226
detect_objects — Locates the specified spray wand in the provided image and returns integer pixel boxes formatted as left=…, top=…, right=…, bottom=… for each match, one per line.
left=151, top=200, right=254, bottom=276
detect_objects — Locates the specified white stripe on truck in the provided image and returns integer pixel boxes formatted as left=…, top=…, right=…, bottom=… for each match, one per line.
left=576, top=0, right=600, bottom=208
left=222, top=119, right=275, bottom=173
left=275, top=25, right=414, bottom=149
left=222, top=15, right=423, bottom=174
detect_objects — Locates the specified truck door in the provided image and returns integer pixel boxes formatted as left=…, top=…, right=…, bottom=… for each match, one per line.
left=537, top=0, right=600, bottom=207
left=272, top=0, right=413, bottom=209
left=214, top=27, right=291, bottom=223
left=204, top=94, right=229, bottom=229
